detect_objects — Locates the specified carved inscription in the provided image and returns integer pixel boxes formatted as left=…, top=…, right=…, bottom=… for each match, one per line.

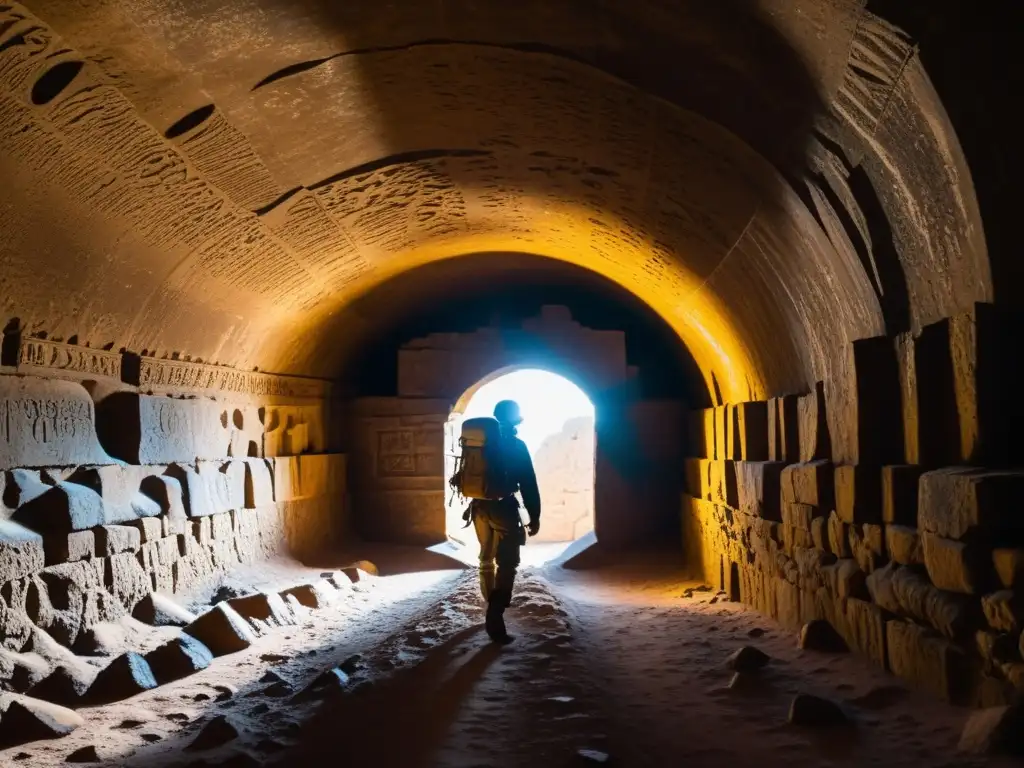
left=136, top=358, right=330, bottom=399
left=0, top=375, right=109, bottom=469
left=375, top=427, right=442, bottom=477
left=17, top=338, right=122, bottom=380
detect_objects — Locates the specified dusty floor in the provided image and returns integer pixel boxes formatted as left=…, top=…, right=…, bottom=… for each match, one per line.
left=1, top=542, right=1016, bottom=767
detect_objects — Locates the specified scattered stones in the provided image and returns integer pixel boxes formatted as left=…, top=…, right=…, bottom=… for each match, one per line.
left=958, top=704, right=1024, bottom=754
left=184, top=604, right=256, bottom=656
left=228, top=592, right=297, bottom=633
left=259, top=653, right=288, bottom=663
left=788, top=693, right=848, bottom=727
left=280, top=582, right=334, bottom=610
left=140, top=733, right=163, bottom=743
left=259, top=681, right=293, bottom=698
left=145, top=634, right=214, bottom=684
left=133, top=593, right=197, bottom=627
left=725, top=646, right=770, bottom=672
left=187, top=715, right=241, bottom=751
left=213, top=684, right=237, bottom=701
left=747, top=628, right=765, bottom=638
left=0, top=697, right=85, bottom=747
left=85, top=652, right=158, bottom=704
left=798, top=620, right=849, bottom=653
left=65, top=745, right=100, bottom=763
left=211, top=584, right=247, bottom=605
left=259, top=670, right=285, bottom=684
left=117, top=719, right=148, bottom=729
left=293, top=667, right=349, bottom=701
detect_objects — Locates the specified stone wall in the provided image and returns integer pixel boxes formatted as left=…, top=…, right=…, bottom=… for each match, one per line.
left=0, top=338, right=345, bottom=653
left=680, top=302, right=1024, bottom=707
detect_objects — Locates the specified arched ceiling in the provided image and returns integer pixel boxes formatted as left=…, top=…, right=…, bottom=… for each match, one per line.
left=0, top=0, right=993, bottom=404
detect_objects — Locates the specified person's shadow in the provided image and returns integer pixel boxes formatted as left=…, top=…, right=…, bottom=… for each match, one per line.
left=269, top=625, right=503, bottom=767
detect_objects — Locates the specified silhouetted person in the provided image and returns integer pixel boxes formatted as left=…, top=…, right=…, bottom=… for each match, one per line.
left=470, top=399, right=540, bottom=643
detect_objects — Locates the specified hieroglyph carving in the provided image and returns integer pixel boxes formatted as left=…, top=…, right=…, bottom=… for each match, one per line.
left=0, top=375, right=110, bottom=469
left=375, top=427, right=442, bottom=477
left=136, top=358, right=330, bottom=399
left=17, top=338, right=122, bottom=380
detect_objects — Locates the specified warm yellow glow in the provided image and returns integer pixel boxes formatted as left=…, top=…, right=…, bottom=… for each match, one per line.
left=267, top=198, right=768, bottom=403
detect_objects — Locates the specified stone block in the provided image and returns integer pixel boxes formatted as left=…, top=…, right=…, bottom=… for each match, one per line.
left=1, top=519, right=46, bottom=580
left=894, top=332, right=919, bottom=465
left=162, top=513, right=187, bottom=538
left=865, top=562, right=972, bottom=639
left=227, top=592, right=297, bottom=634
left=262, top=402, right=327, bottom=457
left=685, top=409, right=713, bottom=459
left=43, top=530, right=95, bottom=566
left=733, top=402, right=769, bottom=461
left=145, top=634, right=213, bottom=684
left=64, top=465, right=161, bottom=524
left=781, top=461, right=834, bottom=509
left=94, top=393, right=230, bottom=464
left=849, top=523, right=886, bottom=573
left=993, top=549, right=1024, bottom=589
left=922, top=531, right=991, bottom=594
left=0, top=375, right=112, bottom=470
left=125, top=517, right=163, bottom=544
left=797, top=382, right=830, bottom=462
left=713, top=406, right=727, bottom=460
left=183, top=603, right=256, bottom=656
left=781, top=525, right=813, bottom=557
left=94, top=525, right=141, bottom=557
left=139, top=474, right=187, bottom=520
left=882, top=465, right=924, bottom=526
left=281, top=581, right=336, bottom=610
left=166, top=462, right=244, bottom=518
left=835, top=465, right=882, bottom=524
left=228, top=404, right=264, bottom=459
left=849, top=336, right=904, bottom=465
left=768, top=394, right=799, bottom=463
left=919, top=468, right=1024, bottom=541
left=85, top=652, right=158, bottom=704
left=781, top=502, right=816, bottom=531
left=104, top=553, right=151, bottom=611
left=886, top=525, right=924, bottom=566
left=981, top=591, right=1024, bottom=634
left=810, top=516, right=829, bottom=553
left=839, top=597, right=887, bottom=668
left=823, top=559, right=868, bottom=601
left=210, top=511, right=234, bottom=541
left=243, top=458, right=274, bottom=508
left=774, top=577, right=801, bottom=629
left=231, top=508, right=262, bottom=563
left=827, top=511, right=850, bottom=558
left=887, top=619, right=971, bottom=702
left=735, top=461, right=784, bottom=520
left=273, top=454, right=346, bottom=503
left=699, top=408, right=716, bottom=459
left=3, top=469, right=51, bottom=508
left=172, top=549, right=215, bottom=594
left=12, top=482, right=105, bottom=534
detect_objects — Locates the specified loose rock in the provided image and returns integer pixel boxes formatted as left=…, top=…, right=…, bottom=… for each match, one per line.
left=187, top=715, right=241, bottom=751
left=85, top=652, right=158, bottom=704
left=788, top=693, right=848, bottom=727
left=798, top=620, right=849, bottom=653
left=26, top=664, right=95, bottom=708
left=959, top=704, right=1024, bottom=754
left=184, top=604, right=256, bottom=656
left=133, top=593, right=197, bottom=627
left=0, top=697, right=85, bottom=747
left=145, top=635, right=214, bottom=684
left=65, top=745, right=100, bottom=763
left=725, top=646, right=771, bottom=672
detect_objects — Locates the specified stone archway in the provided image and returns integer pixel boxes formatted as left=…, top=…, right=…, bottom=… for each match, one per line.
left=443, top=366, right=596, bottom=548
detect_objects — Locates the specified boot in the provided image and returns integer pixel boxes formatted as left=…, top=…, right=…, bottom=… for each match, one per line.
left=485, top=589, right=514, bottom=644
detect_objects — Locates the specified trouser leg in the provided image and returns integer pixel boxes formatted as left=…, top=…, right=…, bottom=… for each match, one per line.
left=474, top=509, right=497, bottom=602
left=491, top=512, right=523, bottom=605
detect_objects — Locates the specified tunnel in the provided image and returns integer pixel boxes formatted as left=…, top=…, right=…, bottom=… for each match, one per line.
left=0, top=0, right=1022, bottom=764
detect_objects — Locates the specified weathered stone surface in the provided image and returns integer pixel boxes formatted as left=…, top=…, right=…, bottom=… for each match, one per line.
left=43, top=530, right=95, bottom=566
left=184, top=603, right=256, bottom=656
left=882, top=465, right=924, bottom=526
left=125, top=517, right=163, bottom=544
left=104, top=553, right=151, bottom=612
left=725, top=645, right=770, bottom=672
left=95, top=525, right=142, bottom=556
left=94, top=393, right=230, bottom=464
left=12, top=483, right=105, bottom=534
left=0, top=598, right=34, bottom=651
left=145, top=634, right=214, bottom=684
left=918, top=468, right=1024, bottom=541
left=781, top=502, right=816, bottom=531
left=3, top=469, right=51, bottom=509
left=0, top=696, right=85, bottom=747
left=822, top=559, right=868, bottom=601
left=981, top=591, right=1024, bottom=633
left=173, top=549, right=216, bottom=594
left=922, top=531, right=990, bottom=594
left=227, top=592, right=297, bottom=633
left=974, top=630, right=1018, bottom=672
left=781, top=460, right=834, bottom=509
left=0, top=519, right=45, bottom=581
left=848, top=523, right=886, bottom=573
left=281, top=581, right=335, bottom=610
left=733, top=402, right=769, bottom=461
left=187, top=714, right=241, bottom=751
left=836, top=597, right=886, bottom=668
left=768, top=394, right=799, bottom=463
left=243, top=459, right=274, bottom=509
left=865, top=562, right=972, bottom=639
left=0, top=376, right=111, bottom=470
left=835, top=465, right=882, bottom=524
left=810, top=516, right=828, bottom=553
left=885, top=525, right=923, bottom=566
left=273, top=454, right=345, bottom=502
left=139, top=475, right=187, bottom=521
left=133, top=593, right=196, bottom=627
left=993, top=549, right=1024, bottom=589
left=734, top=461, right=784, bottom=520
left=167, top=462, right=245, bottom=519
left=85, top=652, right=158, bottom=703
left=66, top=745, right=101, bottom=763
left=262, top=403, right=326, bottom=457
left=887, top=619, right=971, bottom=702
left=0, top=648, right=51, bottom=692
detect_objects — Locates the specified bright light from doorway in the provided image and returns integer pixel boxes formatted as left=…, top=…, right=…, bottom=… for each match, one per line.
left=461, top=369, right=594, bottom=456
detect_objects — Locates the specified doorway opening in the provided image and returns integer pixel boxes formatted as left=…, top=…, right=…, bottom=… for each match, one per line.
left=443, top=368, right=596, bottom=564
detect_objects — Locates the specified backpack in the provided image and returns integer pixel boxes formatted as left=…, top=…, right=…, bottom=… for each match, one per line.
left=450, top=416, right=517, bottom=501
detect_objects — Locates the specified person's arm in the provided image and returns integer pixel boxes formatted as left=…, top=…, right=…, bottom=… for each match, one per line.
left=517, top=441, right=541, bottom=530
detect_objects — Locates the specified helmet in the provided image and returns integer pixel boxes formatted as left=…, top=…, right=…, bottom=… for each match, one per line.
left=493, top=399, right=523, bottom=426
